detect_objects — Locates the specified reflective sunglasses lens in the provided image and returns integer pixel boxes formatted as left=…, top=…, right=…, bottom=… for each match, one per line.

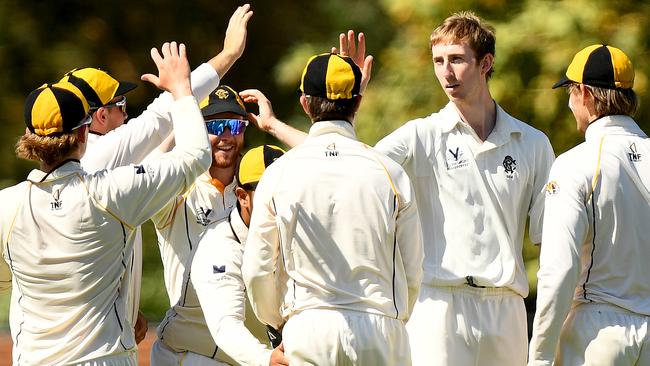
left=228, top=120, right=246, bottom=135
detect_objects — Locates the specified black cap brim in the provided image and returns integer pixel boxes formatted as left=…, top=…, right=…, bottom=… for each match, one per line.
left=201, top=103, right=248, bottom=118
left=115, top=81, right=138, bottom=97
left=552, top=76, right=572, bottom=89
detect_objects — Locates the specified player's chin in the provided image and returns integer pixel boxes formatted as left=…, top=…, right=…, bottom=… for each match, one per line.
left=212, top=153, right=238, bottom=169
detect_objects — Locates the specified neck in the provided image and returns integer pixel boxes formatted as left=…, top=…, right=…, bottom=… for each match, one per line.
left=40, top=154, right=81, bottom=173
left=209, top=165, right=235, bottom=187
left=452, top=89, right=496, bottom=141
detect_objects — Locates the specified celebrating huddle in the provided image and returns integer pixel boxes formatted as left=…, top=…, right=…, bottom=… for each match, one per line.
left=1, top=3, right=649, bottom=366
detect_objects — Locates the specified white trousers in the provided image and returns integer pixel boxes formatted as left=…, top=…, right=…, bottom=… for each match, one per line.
left=406, top=284, right=527, bottom=366
left=150, top=339, right=229, bottom=366
left=556, top=303, right=650, bottom=366
left=282, top=308, right=411, bottom=366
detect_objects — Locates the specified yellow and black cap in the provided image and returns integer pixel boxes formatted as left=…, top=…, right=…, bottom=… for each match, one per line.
left=237, top=145, right=285, bottom=190
left=300, top=53, right=361, bottom=100
left=199, top=85, right=247, bottom=118
left=553, top=44, right=634, bottom=90
left=60, top=67, right=137, bottom=109
left=24, top=81, right=91, bottom=136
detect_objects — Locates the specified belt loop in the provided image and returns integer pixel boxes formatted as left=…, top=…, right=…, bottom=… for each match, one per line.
left=465, top=276, right=486, bottom=288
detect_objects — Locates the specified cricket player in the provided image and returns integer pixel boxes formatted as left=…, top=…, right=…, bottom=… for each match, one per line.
left=248, top=13, right=555, bottom=365
left=242, top=53, right=424, bottom=366
left=529, top=44, right=650, bottom=365
left=192, top=144, right=288, bottom=366
left=0, top=41, right=210, bottom=365
left=57, top=4, right=253, bottom=345
left=149, top=84, right=257, bottom=365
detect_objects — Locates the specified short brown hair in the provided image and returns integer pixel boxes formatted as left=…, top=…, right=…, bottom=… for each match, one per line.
left=568, top=83, right=638, bottom=117
left=16, top=132, right=81, bottom=166
left=305, top=95, right=360, bottom=123
left=430, top=11, right=496, bottom=79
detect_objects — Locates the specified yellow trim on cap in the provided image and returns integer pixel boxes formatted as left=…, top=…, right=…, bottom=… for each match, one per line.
left=326, top=55, right=355, bottom=100
left=565, top=44, right=602, bottom=84
left=32, top=87, right=64, bottom=135
left=68, top=68, right=120, bottom=105
left=607, top=46, right=634, bottom=89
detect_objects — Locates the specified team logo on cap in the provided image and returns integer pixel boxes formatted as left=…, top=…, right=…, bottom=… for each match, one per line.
left=503, top=155, right=517, bottom=179
left=628, top=143, right=642, bottom=162
left=216, top=89, right=230, bottom=99
left=545, top=181, right=559, bottom=195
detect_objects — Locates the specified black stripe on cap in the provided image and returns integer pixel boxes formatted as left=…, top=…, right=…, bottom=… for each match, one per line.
left=302, top=55, right=330, bottom=97
left=52, top=87, right=87, bottom=133
left=263, top=145, right=284, bottom=168
left=583, top=46, right=616, bottom=89
left=66, top=72, right=103, bottom=109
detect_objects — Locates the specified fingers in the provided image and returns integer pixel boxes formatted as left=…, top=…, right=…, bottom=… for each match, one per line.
left=239, top=89, right=263, bottom=103
left=339, top=33, right=347, bottom=56
left=347, top=30, right=356, bottom=58
left=331, top=47, right=338, bottom=54
left=357, top=32, right=366, bottom=61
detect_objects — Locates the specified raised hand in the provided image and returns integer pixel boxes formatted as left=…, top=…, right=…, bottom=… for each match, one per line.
left=223, top=4, right=254, bottom=61
left=332, top=30, right=373, bottom=95
left=238, top=89, right=276, bottom=132
left=141, top=41, right=192, bottom=100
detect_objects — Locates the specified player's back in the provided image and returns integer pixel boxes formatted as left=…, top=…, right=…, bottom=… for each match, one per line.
left=266, top=123, right=416, bottom=321
left=574, top=126, right=650, bottom=315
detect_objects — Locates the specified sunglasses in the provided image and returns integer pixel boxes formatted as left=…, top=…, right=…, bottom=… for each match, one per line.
left=205, top=119, right=248, bottom=136
left=104, top=95, right=127, bottom=113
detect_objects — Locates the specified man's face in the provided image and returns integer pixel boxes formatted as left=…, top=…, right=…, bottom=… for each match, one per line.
left=205, top=112, right=246, bottom=169
left=432, top=42, right=487, bottom=102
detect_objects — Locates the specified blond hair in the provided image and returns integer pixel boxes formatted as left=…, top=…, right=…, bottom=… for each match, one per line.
left=16, top=132, right=81, bottom=166
left=430, top=11, right=496, bottom=79
left=568, top=83, right=638, bottom=117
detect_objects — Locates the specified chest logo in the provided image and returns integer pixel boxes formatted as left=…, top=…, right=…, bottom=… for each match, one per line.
left=213, top=264, right=226, bottom=274
left=503, top=155, right=517, bottom=178
left=196, top=207, right=212, bottom=226
left=628, top=143, right=642, bottom=162
left=446, top=147, right=469, bottom=170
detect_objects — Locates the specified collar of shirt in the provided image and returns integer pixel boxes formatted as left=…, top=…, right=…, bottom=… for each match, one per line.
left=198, top=171, right=238, bottom=194
left=585, top=115, right=647, bottom=142
left=438, top=101, right=523, bottom=151
left=27, top=160, right=82, bottom=183
left=229, top=205, right=249, bottom=244
left=306, top=120, right=356, bottom=140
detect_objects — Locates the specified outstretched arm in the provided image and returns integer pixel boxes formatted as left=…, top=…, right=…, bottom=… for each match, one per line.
left=207, top=4, right=253, bottom=79
left=240, top=89, right=306, bottom=148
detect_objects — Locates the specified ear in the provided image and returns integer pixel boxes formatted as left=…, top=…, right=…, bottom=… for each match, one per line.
left=95, top=107, right=108, bottom=124
left=479, top=53, right=494, bottom=75
left=76, top=125, right=89, bottom=143
left=299, top=95, right=312, bottom=119
left=235, top=186, right=250, bottom=207
left=578, top=84, right=593, bottom=105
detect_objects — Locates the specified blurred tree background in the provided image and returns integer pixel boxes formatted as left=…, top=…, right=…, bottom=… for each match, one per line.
left=0, top=0, right=648, bottom=329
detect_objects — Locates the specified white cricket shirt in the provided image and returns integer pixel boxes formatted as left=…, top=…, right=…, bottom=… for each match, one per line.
left=375, top=102, right=554, bottom=296
left=0, top=96, right=210, bottom=365
left=529, top=115, right=650, bottom=365
left=192, top=207, right=273, bottom=366
left=80, top=63, right=220, bottom=325
left=151, top=172, right=238, bottom=361
left=243, top=120, right=424, bottom=329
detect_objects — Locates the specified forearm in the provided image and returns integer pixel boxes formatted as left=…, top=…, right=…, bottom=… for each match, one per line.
left=213, top=316, right=273, bottom=366
left=263, top=117, right=306, bottom=148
